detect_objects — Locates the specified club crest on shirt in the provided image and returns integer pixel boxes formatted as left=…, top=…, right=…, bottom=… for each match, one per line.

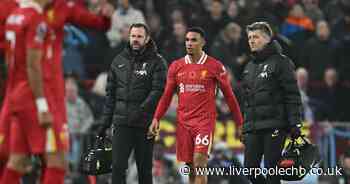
left=201, top=70, right=208, bottom=79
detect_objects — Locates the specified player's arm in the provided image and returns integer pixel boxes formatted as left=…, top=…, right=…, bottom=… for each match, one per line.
left=153, top=63, right=178, bottom=122
left=140, top=55, right=167, bottom=114
left=67, top=1, right=111, bottom=31
left=147, top=63, right=177, bottom=139
left=26, top=20, right=52, bottom=127
left=215, top=64, right=243, bottom=127
left=27, top=48, right=45, bottom=99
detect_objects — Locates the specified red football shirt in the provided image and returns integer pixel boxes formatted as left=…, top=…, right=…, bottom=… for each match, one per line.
left=4, top=3, right=47, bottom=111
left=42, top=0, right=110, bottom=122
left=0, top=0, right=18, bottom=54
left=154, top=52, right=243, bottom=127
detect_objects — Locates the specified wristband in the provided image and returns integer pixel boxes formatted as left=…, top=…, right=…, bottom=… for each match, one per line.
left=36, top=98, right=49, bottom=112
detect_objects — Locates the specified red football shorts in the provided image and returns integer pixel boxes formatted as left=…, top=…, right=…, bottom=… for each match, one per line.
left=176, top=120, right=215, bottom=163
left=9, top=104, right=69, bottom=155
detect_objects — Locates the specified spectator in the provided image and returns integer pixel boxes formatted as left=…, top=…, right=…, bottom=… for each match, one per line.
left=333, top=12, right=350, bottom=81
left=210, top=22, right=248, bottom=80
left=105, top=25, right=130, bottom=65
left=323, top=0, right=350, bottom=26
left=296, top=68, right=315, bottom=124
left=226, top=0, right=248, bottom=26
left=281, top=3, right=315, bottom=46
left=147, top=13, right=167, bottom=48
left=63, top=25, right=89, bottom=79
left=107, top=0, right=146, bottom=47
left=299, top=20, right=335, bottom=81
left=168, top=7, right=186, bottom=28
left=301, top=0, right=324, bottom=24
left=313, top=68, right=349, bottom=121
left=65, top=76, right=95, bottom=172
left=162, top=21, right=187, bottom=64
left=202, top=0, right=229, bottom=48
left=254, top=0, right=290, bottom=27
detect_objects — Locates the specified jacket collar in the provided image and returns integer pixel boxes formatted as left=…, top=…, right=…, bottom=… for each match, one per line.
left=251, top=40, right=282, bottom=62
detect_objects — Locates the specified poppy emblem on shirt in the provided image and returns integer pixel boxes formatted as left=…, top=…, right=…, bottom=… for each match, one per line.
left=189, top=71, right=196, bottom=79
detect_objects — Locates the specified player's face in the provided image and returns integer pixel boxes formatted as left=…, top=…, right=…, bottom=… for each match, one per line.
left=129, top=27, right=149, bottom=51
left=247, top=30, right=270, bottom=52
left=185, top=32, right=205, bottom=55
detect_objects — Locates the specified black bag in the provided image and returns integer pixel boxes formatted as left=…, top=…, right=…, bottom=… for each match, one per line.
left=278, top=135, right=321, bottom=181
left=79, top=136, right=112, bottom=175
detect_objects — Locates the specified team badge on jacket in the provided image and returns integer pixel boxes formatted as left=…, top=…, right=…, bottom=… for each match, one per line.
left=135, top=63, right=148, bottom=76
left=259, top=64, right=269, bottom=79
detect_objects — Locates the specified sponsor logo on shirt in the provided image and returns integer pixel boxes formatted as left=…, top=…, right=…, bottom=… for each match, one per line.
left=179, top=83, right=206, bottom=93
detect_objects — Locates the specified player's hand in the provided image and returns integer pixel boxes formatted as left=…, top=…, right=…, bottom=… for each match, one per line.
left=147, top=119, right=159, bottom=139
left=38, top=111, right=53, bottom=128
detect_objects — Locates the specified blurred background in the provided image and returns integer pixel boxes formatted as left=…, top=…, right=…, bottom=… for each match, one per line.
left=3, top=0, right=350, bottom=183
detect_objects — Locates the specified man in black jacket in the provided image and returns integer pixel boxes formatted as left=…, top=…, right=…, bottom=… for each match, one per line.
left=98, top=23, right=167, bottom=184
left=241, top=22, right=302, bottom=184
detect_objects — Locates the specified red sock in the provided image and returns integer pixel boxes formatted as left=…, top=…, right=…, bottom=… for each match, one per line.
left=0, top=168, right=22, bottom=184
left=42, top=167, right=66, bottom=184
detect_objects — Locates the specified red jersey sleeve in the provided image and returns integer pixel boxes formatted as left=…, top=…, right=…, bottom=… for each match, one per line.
left=214, top=62, right=243, bottom=126
left=66, top=1, right=110, bottom=31
left=25, top=17, right=47, bottom=49
left=0, top=1, right=18, bottom=51
left=154, top=62, right=178, bottom=121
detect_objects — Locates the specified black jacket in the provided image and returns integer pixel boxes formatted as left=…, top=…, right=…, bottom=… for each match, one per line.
left=102, top=40, right=167, bottom=128
left=241, top=40, right=302, bottom=133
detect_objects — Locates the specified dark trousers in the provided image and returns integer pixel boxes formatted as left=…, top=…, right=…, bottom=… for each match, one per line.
left=112, top=126, right=154, bottom=184
left=243, top=129, right=287, bottom=184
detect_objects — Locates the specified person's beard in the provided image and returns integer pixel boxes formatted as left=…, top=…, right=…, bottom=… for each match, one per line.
left=131, top=41, right=146, bottom=54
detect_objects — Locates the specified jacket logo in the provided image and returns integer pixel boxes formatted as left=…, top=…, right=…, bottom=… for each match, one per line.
left=272, top=129, right=279, bottom=138
left=135, top=63, right=148, bottom=76
left=259, top=64, right=269, bottom=79
left=118, top=64, right=125, bottom=68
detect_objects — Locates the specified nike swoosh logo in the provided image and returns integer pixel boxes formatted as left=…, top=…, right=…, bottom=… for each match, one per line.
left=118, top=64, right=125, bottom=68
